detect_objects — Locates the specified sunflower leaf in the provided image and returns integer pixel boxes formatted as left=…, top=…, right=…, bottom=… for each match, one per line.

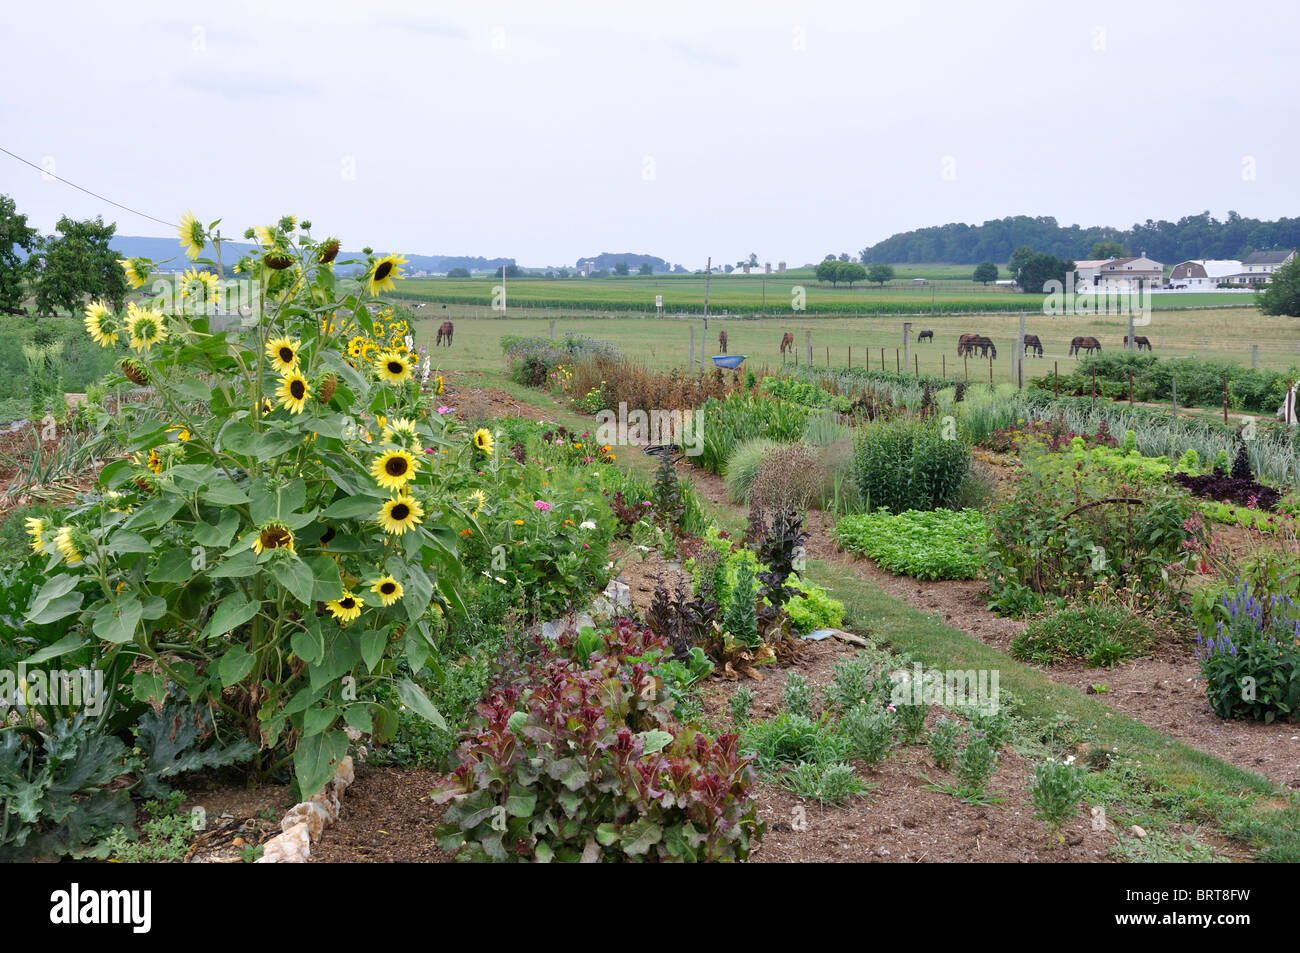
left=272, top=557, right=316, bottom=606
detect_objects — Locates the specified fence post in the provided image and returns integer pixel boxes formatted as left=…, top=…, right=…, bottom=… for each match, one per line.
left=914, top=354, right=919, bottom=376
left=1128, top=369, right=1133, bottom=405
left=1252, top=344, right=1259, bottom=369
left=806, top=330, right=812, bottom=366
left=903, top=321, right=912, bottom=376
left=549, top=320, right=555, bottom=339
left=1172, top=377, right=1178, bottom=416
left=826, top=346, right=829, bottom=366
left=1054, top=361, right=1059, bottom=397
left=896, top=349, right=900, bottom=373
left=1223, top=375, right=1228, bottom=424
left=942, top=354, right=946, bottom=377
left=964, top=352, right=969, bottom=381
left=881, top=347, right=885, bottom=371
left=1091, top=366, right=1096, bottom=410
left=689, top=326, right=695, bottom=371
left=1016, top=312, right=1025, bottom=389
left=848, top=345, right=852, bottom=369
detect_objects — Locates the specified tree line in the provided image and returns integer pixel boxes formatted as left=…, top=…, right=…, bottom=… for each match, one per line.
left=860, top=211, right=1300, bottom=265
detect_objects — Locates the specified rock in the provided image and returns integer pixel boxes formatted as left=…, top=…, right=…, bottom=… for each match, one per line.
left=257, top=823, right=310, bottom=863
left=541, top=620, right=562, bottom=641
left=588, top=596, right=615, bottom=619
left=613, top=582, right=631, bottom=608
left=574, top=612, right=595, bottom=631
left=334, top=755, right=355, bottom=788
left=309, top=788, right=341, bottom=823
left=1130, top=824, right=1147, bottom=838
left=343, top=725, right=363, bottom=743
left=281, top=801, right=329, bottom=840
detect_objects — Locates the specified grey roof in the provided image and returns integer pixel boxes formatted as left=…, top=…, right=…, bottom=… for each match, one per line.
left=1242, top=249, right=1295, bottom=265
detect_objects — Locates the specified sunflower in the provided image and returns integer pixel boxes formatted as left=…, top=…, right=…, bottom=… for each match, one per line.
left=83, top=301, right=120, bottom=348
left=369, top=575, right=404, bottom=606
left=366, top=254, right=408, bottom=295
left=178, top=210, right=204, bottom=259
left=374, top=350, right=412, bottom=384
left=125, top=303, right=167, bottom=352
left=261, top=397, right=275, bottom=416
left=435, top=375, right=444, bottom=396
left=326, top=591, right=364, bottom=624
left=371, top=448, right=419, bottom=491
left=24, top=516, right=49, bottom=553
left=146, top=449, right=163, bottom=474
left=381, top=416, right=422, bottom=452
left=118, top=257, right=151, bottom=289
left=472, top=429, right=495, bottom=456
left=377, top=495, right=424, bottom=535
left=253, top=225, right=276, bottom=246
left=347, top=336, right=365, bottom=359
left=467, top=489, right=487, bottom=516
left=54, top=526, right=83, bottom=564
left=265, top=337, right=301, bottom=374
left=276, top=371, right=311, bottom=414
left=181, top=267, right=220, bottom=306
left=251, top=521, right=296, bottom=556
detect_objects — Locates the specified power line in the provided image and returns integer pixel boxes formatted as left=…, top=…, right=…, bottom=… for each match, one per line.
left=0, top=145, right=177, bottom=230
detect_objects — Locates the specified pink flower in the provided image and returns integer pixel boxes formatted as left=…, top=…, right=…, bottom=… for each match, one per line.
left=424, top=447, right=435, bottom=454
left=534, top=500, right=552, bottom=511
left=886, top=704, right=897, bottom=713
left=437, top=405, right=450, bottom=415
left=641, top=500, right=652, bottom=507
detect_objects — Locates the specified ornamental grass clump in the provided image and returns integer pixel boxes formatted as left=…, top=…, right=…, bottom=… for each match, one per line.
left=25, top=211, right=478, bottom=798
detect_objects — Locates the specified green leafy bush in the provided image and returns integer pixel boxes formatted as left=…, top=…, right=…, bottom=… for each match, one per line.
left=1011, top=604, right=1159, bottom=667
left=852, top=418, right=970, bottom=513
left=834, top=508, right=987, bottom=580
left=1197, top=581, right=1300, bottom=722
left=839, top=705, right=896, bottom=767
left=723, top=437, right=779, bottom=504
left=1030, top=759, right=1085, bottom=845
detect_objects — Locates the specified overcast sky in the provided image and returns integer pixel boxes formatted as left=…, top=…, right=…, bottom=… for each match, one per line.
left=2, top=0, right=1297, bottom=267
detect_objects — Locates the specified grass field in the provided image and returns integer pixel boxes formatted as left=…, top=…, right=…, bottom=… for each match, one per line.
left=392, top=271, right=1251, bottom=318
left=410, top=307, right=1300, bottom=387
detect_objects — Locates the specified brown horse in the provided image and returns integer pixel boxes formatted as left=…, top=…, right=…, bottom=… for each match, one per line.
left=1069, top=336, right=1101, bottom=357
left=957, top=333, right=987, bottom=357
left=916, top=329, right=933, bottom=343
left=719, top=330, right=728, bottom=354
left=436, top=321, right=454, bottom=347
left=1023, top=334, right=1043, bottom=357
left=1123, top=335, right=1152, bottom=351
left=780, top=332, right=794, bottom=356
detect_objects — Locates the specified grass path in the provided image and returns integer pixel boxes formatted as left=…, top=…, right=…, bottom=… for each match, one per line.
left=461, top=368, right=1300, bottom=861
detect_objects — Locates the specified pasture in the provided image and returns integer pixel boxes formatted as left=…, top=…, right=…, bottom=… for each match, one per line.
left=392, top=271, right=1246, bottom=318
left=411, top=306, right=1300, bottom=388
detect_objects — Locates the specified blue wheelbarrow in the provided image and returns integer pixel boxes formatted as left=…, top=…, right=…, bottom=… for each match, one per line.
left=712, top=354, right=747, bottom=370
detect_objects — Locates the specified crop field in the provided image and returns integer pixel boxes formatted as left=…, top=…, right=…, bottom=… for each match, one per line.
left=392, top=272, right=1248, bottom=318
left=411, top=306, right=1300, bottom=387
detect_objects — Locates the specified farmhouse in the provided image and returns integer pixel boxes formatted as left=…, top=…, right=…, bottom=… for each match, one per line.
left=1229, top=249, right=1296, bottom=285
left=1096, top=256, right=1163, bottom=292
left=1168, top=259, right=1242, bottom=289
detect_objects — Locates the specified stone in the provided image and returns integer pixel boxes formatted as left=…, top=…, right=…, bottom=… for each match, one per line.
left=281, top=801, right=329, bottom=840
left=334, top=755, right=355, bottom=788
left=612, top=582, right=632, bottom=608
left=589, top=596, right=615, bottom=619
left=1130, top=824, right=1147, bottom=838
left=541, top=620, right=562, bottom=641
left=258, top=823, right=310, bottom=863
left=310, top=789, right=341, bottom=823
left=574, top=612, right=595, bottom=631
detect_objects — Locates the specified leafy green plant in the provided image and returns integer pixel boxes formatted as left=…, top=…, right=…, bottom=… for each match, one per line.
left=852, top=418, right=970, bottom=514
left=928, top=717, right=960, bottom=769
left=723, top=438, right=779, bottom=504
left=781, top=671, right=815, bottom=718
left=1011, top=604, right=1159, bottom=667
left=896, top=703, right=929, bottom=744
left=839, top=705, right=896, bottom=768
left=825, top=651, right=886, bottom=713
left=1030, top=759, right=1085, bottom=846
left=834, top=508, right=987, bottom=580
left=103, top=793, right=195, bottom=863
left=723, top=559, right=760, bottom=648
left=780, top=761, right=866, bottom=805
left=952, top=735, right=999, bottom=801
left=743, top=711, right=844, bottom=768
left=1197, top=581, right=1300, bottom=722
left=728, top=687, right=756, bottom=723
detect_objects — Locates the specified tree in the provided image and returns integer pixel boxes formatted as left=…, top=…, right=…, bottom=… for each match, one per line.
left=1089, top=240, right=1125, bottom=259
left=973, top=261, right=998, bottom=285
left=748, top=252, right=759, bottom=268
left=613, top=261, right=629, bottom=276
left=445, top=267, right=471, bottom=278
left=1007, top=245, right=1035, bottom=282
left=866, top=263, right=895, bottom=287
left=503, top=264, right=523, bottom=278
left=638, top=262, right=653, bottom=276
left=835, top=261, right=867, bottom=286
left=0, top=193, right=38, bottom=313
left=838, top=252, right=851, bottom=262
left=1258, top=256, right=1300, bottom=317
left=1015, top=253, right=1075, bottom=293
left=815, top=259, right=841, bottom=286
left=33, top=215, right=128, bottom=316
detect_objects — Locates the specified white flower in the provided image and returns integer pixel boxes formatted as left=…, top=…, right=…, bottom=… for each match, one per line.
left=579, top=520, right=597, bottom=530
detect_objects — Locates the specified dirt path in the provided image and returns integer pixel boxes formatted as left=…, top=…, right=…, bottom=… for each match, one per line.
left=679, top=459, right=1300, bottom=791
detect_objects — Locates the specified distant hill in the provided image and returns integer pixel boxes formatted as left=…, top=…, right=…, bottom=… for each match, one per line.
left=861, top=212, right=1300, bottom=265
left=575, top=252, right=670, bottom=273
left=108, top=236, right=513, bottom=275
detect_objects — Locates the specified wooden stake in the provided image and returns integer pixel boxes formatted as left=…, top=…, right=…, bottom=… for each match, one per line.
left=1223, top=375, right=1228, bottom=423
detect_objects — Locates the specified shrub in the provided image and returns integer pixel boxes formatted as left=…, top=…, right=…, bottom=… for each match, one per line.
left=434, top=619, right=763, bottom=862
left=834, top=508, right=987, bottom=580
left=743, top=712, right=844, bottom=767
left=824, top=651, right=887, bottom=713
left=781, top=671, right=815, bottom=718
left=728, top=687, right=756, bottom=723
left=928, top=717, right=960, bottom=769
left=750, top=442, right=822, bottom=513
left=1011, top=603, right=1159, bottom=667
left=954, top=735, right=998, bottom=797
left=780, top=761, right=865, bottom=804
left=852, top=418, right=970, bottom=513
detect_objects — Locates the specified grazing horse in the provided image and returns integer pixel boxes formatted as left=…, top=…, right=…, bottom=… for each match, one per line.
left=917, top=329, right=934, bottom=343
left=780, top=332, right=795, bottom=356
left=972, top=336, right=997, bottom=359
left=1069, top=335, right=1101, bottom=357
left=435, top=321, right=454, bottom=347
left=1023, top=334, right=1044, bottom=357
left=1124, top=335, right=1152, bottom=351
left=957, top=333, right=979, bottom=357
left=718, top=330, right=728, bottom=354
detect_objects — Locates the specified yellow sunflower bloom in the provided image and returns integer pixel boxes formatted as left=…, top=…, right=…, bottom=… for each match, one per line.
left=377, top=495, right=424, bottom=535
left=369, top=575, right=404, bottom=607
left=347, top=336, right=365, bottom=358
left=251, top=521, right=296, bottom=555
left=24, top=517, right=49, bottom=553
left=366, top=254, right=408, bottom=296
left=54, top=526, right=83, bottom=564
left=435, top=375, right=444, bottom=396
left=326, top=591, right=364, bottom=624
left=265, top=337, right=301, bottom=374
left=125, top=303, right=167, bottom=353
left=83, top=301, right=119, bottom=348
left=374, top=350, right=412, bottom=384
left=118, top=258, right=150, bottom=289
left=276, top=371, right=311, bottom=414
left=371, top=448, right=419, bottom=491
left=178, top=210, right=204, bottom=259
left=467, top=489, right=487, bottom=515
left=472, top=429, right=494, bottom=456
left=253, top=225, right=276, bottom=246
left=181, top=267, right=220, bottom=305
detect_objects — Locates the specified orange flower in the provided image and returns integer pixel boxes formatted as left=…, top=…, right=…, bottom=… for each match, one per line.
left=459, top=528, right=472, bottom=537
